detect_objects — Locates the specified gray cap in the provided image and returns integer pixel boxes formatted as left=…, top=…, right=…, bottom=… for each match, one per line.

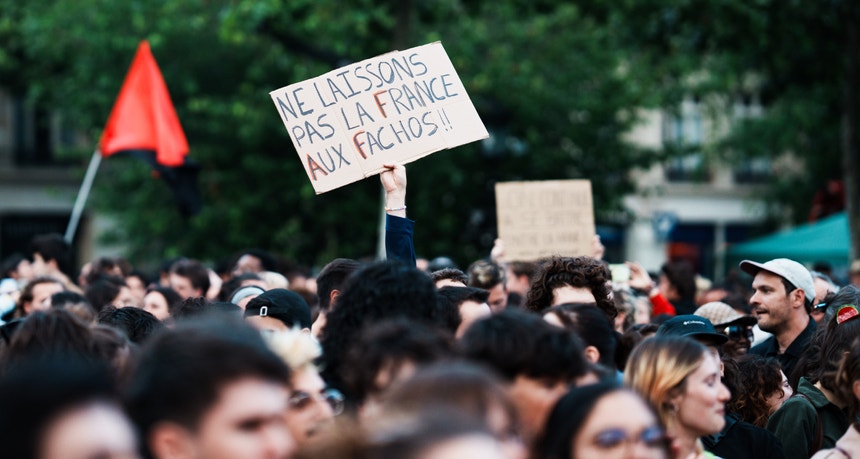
left=739, top=258, right=815, bottom=304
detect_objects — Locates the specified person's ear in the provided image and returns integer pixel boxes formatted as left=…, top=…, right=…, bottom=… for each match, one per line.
left=149, top=421, right=197, bottom=459
left=852, top=380, right=860, bottom=404
left=792, top=289, right=807, bottom=309
left=583, top=345, right=601, bottom=364
left=329, top=289, right=341, bottom=309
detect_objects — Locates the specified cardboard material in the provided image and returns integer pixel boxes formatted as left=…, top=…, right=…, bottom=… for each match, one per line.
left=270, top=42, right=488, bottom=193
left=495, top=180, right=595, bottom=261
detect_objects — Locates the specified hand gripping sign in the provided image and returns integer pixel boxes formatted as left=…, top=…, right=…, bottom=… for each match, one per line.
left=270, top=42, right=488, bottom=194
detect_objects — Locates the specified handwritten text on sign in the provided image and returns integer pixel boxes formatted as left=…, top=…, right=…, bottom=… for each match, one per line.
left=270, top=42, right=488, bottom=194
left=495, top=180, right=595, bottom=261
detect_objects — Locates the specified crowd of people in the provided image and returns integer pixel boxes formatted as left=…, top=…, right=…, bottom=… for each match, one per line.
left=1, top=164, right=859, bottom=459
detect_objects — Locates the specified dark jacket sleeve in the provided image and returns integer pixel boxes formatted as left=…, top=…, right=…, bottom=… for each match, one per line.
left=385, top=214, right=416, bottom=267
left=767, top=397, right=817, bottom=459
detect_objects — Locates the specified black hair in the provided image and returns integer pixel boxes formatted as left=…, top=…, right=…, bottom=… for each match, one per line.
left=145, top=286, right=183, bottom=316
left=458, top=308, right=587, bottom=382
left=429, top=268, right=469, bottom=286
left=0, top=355, right=118, bottom=459
left=123, top=318, right=290, bottom=455
left=316, top=258, right=361, bottom=311
left=435, top=286, right=490, bottom=334
left=2, top=309, right=96, bottom=368
left=525, top=256, right=616, bottom=319
left=28, top=233, right=72, bottom=276
left=98, top=306, right=164, bottom=345
left=341, top=318, right=453, bottom=403
left=231, top=248, right=279, bottom=273
left=467, top=260, right=506, bottom=290
left=543, top=302, right=619, bottom=369
left=169, top=259, right=211, bottom=296
left=661, top=261, right=697, bottom=303
left=534, top=382, right=666, bottom=459
left=84, top=275, right=127, bottom=313
left=217, top=272, right=263, bottom=302
left=320, top=261, right=439, bottom=397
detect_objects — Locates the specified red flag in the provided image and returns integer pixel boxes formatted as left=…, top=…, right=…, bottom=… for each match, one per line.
left=99, top=40, right=188, bottom=167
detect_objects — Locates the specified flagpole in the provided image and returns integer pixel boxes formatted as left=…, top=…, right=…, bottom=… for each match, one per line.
left=64, top=149, right=102, bottom=244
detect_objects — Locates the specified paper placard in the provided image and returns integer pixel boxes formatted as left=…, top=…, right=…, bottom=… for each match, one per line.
left=495, top=180, right=595, bottom=261
left=270, top=42, right=488, bottom=194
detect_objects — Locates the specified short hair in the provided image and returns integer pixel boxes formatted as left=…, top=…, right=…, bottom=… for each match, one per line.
left=123, top=318, right=290, bottom=448
left=429, top=268, right=469, bottom=286
left=316, top=258, right=361, bottom=311
left=534, top=382, right=666, bottom=459
left=97, top=306, right=164, bottom=345
left=623, top=336, right=708, bottom=427
left=85, top=257, right=124, bottom=285
left=525, top=256, right=616, bottom=319
left=508, top=261, right=537, bottom=280
left=661, top=261, right=697, bottom=303
left=458, top=309, right=587, bottom=383
left=341, top=318, right=453, bottom=402
left=543, top=302, right=618, bottom=369
left=0, top=355, right=118, bottom=459
left=169, top=259, right=210, bottom=294
left=231, top=248, right=278, bottom=273
left=50, top=291, right=96, bottom=324
left=29, top=233, right=72, bottom=276
left=84, top=275, right=127, bottom=313
left=218, top=272, right=263, bottom=302
left=435, top=286, right=489, bottom=334
left=467, top=260, right=505, bottom=290
left=320, top=261, right=439, bottom=396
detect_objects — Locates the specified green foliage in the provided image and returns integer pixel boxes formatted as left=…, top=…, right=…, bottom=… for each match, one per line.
left=0, top=0, right=663, bottom=269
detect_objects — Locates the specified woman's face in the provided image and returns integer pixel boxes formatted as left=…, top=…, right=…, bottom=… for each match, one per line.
left=765, top=370, right=792, bottom=414
left=143, top=291, right=170, bottom=321
left=572, top=391, right=667, bottom=459
left=672, top=352, right=731, bottom=438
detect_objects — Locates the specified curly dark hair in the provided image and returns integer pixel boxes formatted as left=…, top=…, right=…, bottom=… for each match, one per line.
left=836, top=336, right=860, bottom=424
left=724, top=354, right=786, bottom=428
left=524, top=256, right=616, bottom=319
left=319, top=261, right=440, bottom=401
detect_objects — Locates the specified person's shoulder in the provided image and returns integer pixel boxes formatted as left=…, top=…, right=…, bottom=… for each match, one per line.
left=749, top=336, right=776, bottom=355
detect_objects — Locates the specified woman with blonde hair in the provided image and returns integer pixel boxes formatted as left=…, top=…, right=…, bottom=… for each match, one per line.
left=624, top=336, right=730, bottom=459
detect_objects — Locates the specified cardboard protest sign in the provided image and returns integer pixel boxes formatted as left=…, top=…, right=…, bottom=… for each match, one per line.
left=270, top=42, right=488, bottom=194
left=495, top=180, right=595, bottom=261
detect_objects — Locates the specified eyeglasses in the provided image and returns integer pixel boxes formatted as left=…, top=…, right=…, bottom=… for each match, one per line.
left=721, top=325, right=754, bottom=342
left=814, top=302, right=828, bottom=311
left=288, top=388, right=344, bottom=416
left=593, top=426, right=668, bottom=450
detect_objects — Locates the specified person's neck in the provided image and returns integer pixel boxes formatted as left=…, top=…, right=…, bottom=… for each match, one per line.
left=669, top=425, right=700, bottom=459
left=776, top=314, right=810, bottom=354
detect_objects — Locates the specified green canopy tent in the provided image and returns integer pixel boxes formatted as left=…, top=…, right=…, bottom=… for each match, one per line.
left=726, top=212, right=850, bottom=269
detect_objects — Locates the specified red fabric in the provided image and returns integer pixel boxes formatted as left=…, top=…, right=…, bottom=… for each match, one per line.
left=100, top=41, right=188, bottom=167
left=649, top=290, right=676, bottom=316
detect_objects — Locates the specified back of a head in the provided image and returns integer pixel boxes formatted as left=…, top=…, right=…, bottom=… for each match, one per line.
left=4, top=309, right=94, bottom=366
left=661, top=261, right=697, bottom=303
left=375, top=361, right=516, bottom=430
left=809, top=285, right=860, bottom=391
left=623, top=336, right=707, bottom=425
left=98, top=306, right=164, bottom=345
left=429, top=268, right=469, bottom=286
left=458, top=309, right=587, bottom=383
left=320, top=261, right=439, bottom=391
left=544, top=302, right=617, bottom=369
left=0, top=355, right=118, bottom=459
left=29, top=233, right=72, bottom=276
left=342, top=318, right=454, bottom=403
left=84, top=275, right=126, bottom=313
left=467, top=260, right=505, bottom=290
left=51, top=291, right=96, bottom=324
left=123, top=318, right=290, bottom=450
left=316, top=258, right=361, bottom=311
left=435, top=286, right=489, bottom=334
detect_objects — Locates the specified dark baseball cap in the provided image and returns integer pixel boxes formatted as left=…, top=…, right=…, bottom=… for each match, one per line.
left=243, top=288, right=311, bottom=329
left=656, top=314, right=728, bottom=346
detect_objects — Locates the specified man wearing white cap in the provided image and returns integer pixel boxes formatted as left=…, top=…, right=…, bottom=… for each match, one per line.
left=740, top=258, right=816, bottom=379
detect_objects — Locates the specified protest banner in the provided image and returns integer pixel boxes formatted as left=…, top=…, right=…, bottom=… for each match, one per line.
left=270, top=42, right=488, bottom=194
left=495, top=180, right=595, bottom=261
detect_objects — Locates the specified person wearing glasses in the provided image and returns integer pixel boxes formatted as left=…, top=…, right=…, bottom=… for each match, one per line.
left=534, top=381, right=670, bottom=459
left=265, top=328, right=344, bottom=447
left=694, top=301, right=758, bottom=358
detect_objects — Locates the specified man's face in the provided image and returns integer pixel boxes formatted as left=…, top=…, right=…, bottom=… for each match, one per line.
left=750, top=271, right=794, bottom=334
left=169, top=273, right=200, bottom=300
left=40, top=401, right=138, bottom=459
left=486, top=283, right=507, bottom=313
left=508, top=375, right=568, bottom=445
left=551, top=285, right=595, bottom=306
left=193, top=377, right=295, bottom=459
left=284, top=368, right=336, bottom=445
left=113, top=287, right=138, bottom=308
left=25, top=281, right=64, bottom=314
left=233, top=255, right=263, bottom=276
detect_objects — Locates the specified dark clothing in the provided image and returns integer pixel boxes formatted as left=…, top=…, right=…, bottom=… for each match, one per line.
left=703, top=413, right=786, bottom=459
left=672, top=298, right=698, bottom=315
left=385, top=214, right=416, bottom=267
left=767, top=377, right=849, bottom=459
left=749, top=318, right=816, bottom=379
